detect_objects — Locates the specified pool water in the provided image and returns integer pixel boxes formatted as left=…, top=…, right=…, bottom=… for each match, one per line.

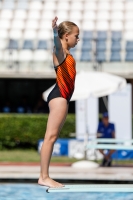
left=0, top=184, right=133, bottom=200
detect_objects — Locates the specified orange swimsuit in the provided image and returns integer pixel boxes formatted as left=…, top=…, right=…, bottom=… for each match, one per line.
left=47, top=54, right=76, bottom=104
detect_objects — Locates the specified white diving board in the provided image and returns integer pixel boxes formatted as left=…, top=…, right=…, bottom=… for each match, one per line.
left=86, top=144, right=133, bottom=150
left=47, top=184, right=133, bottom=193
left=91, top=139, right=133, bottom=143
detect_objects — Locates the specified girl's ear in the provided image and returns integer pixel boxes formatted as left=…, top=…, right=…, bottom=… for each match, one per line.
left=65, top=33, right=69, bottom=42
left=65, top=33, right=69, bottom=38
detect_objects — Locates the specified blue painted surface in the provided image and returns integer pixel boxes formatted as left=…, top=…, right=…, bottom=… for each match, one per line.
left=0, top=184, right=133, bottom=200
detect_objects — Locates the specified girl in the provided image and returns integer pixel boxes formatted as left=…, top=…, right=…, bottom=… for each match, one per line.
left=38, top=17, right=80, bottom=188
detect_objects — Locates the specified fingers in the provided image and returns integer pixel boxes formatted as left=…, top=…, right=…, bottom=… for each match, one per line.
left=52, top=16, right=58, bottom=28
left=54, top=16, right=58, bottom=21
left=53, top=16, right=58, bottom=22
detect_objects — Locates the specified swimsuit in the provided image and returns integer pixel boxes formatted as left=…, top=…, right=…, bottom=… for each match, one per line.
left=47, top=54, right=76, bottom=104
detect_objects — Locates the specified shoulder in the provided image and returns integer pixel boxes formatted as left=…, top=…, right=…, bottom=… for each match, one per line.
left=98, top=122, right=103, bottom=127
left=109, top=123, right=115, bottom=129
left=109, top=123, right=114, bottom=126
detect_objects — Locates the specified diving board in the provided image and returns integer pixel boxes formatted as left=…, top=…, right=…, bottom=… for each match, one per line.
left=91, top=139, right=133, bottom=143
left=86, top=144, right=133, bottom=150
left=47, top=184, right=133, bottom=193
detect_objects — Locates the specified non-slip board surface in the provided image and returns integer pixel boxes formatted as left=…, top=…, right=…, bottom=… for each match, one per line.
left=47, top=184, right=133, bottom=193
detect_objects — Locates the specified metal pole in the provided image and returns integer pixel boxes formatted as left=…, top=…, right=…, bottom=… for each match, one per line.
left=84, top=98, right=89, bottom=160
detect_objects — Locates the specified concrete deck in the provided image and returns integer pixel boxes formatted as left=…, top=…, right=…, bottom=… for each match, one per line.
left=0, top=165, right=133, bottom=182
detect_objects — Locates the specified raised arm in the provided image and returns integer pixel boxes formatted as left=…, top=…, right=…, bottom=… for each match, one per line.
left=52, top=17, right=65, bottom=63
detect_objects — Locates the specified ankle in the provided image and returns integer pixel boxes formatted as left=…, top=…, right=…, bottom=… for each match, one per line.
left=40, top=174, right=49, bottom=180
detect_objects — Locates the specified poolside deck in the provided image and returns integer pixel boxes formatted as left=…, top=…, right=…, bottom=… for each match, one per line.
left=0, top=164, right=133, bottom=182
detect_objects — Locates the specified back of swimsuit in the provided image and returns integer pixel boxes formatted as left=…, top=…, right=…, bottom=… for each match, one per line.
left=47, top=54, right=76, bottom=104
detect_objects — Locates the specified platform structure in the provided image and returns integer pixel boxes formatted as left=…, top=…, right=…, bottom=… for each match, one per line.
left=47, top=184, right=133, bottom=193
left=0, top=165, right=133, bottom=182
left=86, top=138, right=133, bottom=150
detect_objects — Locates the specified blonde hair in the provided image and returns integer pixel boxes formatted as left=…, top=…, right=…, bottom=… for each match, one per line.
left=58, top=21, right=78, bottom=39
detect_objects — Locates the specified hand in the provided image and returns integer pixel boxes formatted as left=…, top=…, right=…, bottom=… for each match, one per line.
left=52, top=16, right=58, bottom=29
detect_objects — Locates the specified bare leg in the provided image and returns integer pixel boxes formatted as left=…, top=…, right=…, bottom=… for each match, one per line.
left=99, top=149, right=115, bottom=160
left=106, top=150, right=116, bottom=160
left=99, top=149, right=108, bottom=160
left=38, top=97, right=68, bottom=188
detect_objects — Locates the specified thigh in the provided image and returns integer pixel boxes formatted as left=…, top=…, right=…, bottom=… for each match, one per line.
left=45, top=98, right=68, bottom=138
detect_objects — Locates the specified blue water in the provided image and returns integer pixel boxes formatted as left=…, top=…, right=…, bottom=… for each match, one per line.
left=0, top=184, right=133, bottom=200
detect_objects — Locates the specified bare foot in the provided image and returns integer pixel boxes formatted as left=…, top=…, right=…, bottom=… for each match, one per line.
left=38, top=176, right=64, bottom=188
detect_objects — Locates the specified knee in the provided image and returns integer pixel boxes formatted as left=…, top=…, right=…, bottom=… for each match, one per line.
left=45, top=132, right=58, bottom=144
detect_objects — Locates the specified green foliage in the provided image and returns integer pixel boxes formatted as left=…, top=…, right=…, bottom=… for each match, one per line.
left=0, top=114, right=75, bottom=149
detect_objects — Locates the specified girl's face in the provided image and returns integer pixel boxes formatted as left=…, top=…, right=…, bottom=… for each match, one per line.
left=66, top=26, right=80, bottom=48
